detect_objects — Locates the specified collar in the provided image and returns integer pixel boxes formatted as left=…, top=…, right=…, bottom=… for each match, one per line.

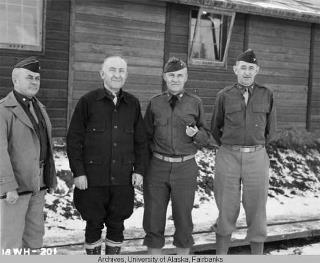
left=166, top=91, right=184, bottom=102
left=237, top=83, right=254, bottom=94
left=96, top=86, right=128, bottom=104
left=13, top=90, right=35, bottom=106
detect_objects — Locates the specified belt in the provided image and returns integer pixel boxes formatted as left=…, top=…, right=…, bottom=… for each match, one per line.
left=223, top=145, right=264, bottom=153
left=153, top=152, right=195, bottom=163
left=0, top=186, right=48, bottom=200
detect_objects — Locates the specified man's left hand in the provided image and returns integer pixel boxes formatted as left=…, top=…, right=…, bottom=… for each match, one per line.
left=186, top=125, right=199, bottom=137
left=132, top=173, right=143, bottom=188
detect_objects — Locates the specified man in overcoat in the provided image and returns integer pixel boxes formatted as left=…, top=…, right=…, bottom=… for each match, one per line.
left=0, top=57, right=57, bottom=254
left=67, top=56, right=148, bottom=255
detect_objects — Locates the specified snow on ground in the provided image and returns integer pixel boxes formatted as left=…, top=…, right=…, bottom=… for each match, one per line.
left=45, top=144, right=320, bottom=254
left=268, top=243, right=320, bottom=255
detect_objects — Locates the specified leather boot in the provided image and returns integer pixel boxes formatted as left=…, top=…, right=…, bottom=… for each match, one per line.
left=147, top=248, right=162, bottom=255
left=215, top=233, right=231, bottom=255
left=85, top=246, right=101, bottom=255
left=250, top=242, right=264, bottom=255
left=105, top=245, right=121, bottom=255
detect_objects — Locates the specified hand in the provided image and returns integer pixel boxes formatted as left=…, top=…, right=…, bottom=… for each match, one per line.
left=186, top=125, right=199, bottom=137
left=48, top=187, right=56, bottom=194
left=6, top=190, right=19, bottom=205
left=74, top=175, right=88, bottom=190
left=132, top=173, right=143, bottom=188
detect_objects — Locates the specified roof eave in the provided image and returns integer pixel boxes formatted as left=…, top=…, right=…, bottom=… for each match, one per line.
left=159, top=0, right=320, bottom=24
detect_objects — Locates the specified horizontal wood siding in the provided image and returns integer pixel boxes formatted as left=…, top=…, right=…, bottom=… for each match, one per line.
left=69, top=0, right=166, bottom=119
left=165, top=3, right=246, bottom=122
left=309, top=24, right=320, bottom=132
left=248, top=15, right=311, bottom=129
left=0, top=0, right=71, bottom=137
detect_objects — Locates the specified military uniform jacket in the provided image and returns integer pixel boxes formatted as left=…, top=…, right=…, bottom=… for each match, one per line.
left=67, top=87, right=148, bottom=186
left=211, top=83, right=277, bottom=146
left=144, top=91, right=211, bottom=156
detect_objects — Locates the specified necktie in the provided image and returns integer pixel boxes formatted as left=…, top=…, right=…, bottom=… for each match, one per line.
left=113, top=95, right=117, bottom=105
left=170, top=95, right=178, bottom=109
left=28, top=100, right=39, bottom=124
left=243, top=88, right=249, bottom=105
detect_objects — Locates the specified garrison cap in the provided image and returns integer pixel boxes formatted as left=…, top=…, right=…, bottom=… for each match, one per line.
left=163, top=57, right=187, bottom=73
left=236, top=49, right=258, bottom=65
left=14, top=56, right=40, bottom=73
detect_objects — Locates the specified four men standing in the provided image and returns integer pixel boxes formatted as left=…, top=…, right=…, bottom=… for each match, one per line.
left=0, top=50, right=276, bottom=255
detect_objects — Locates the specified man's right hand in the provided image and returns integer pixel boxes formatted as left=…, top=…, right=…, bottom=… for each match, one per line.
left=6, top=190, right=19, bottom=204
left=74, top=175, right=88, bottom=190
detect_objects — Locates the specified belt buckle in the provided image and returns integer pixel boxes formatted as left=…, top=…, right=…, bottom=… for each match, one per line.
left=241, top=147, right=252, bottom=153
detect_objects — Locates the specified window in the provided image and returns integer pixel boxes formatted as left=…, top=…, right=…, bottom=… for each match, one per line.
left=189, top=8, right=235, bottom=67
left=0, top=0, right=44, bottom=51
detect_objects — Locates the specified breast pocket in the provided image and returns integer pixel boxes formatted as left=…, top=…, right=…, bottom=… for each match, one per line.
left=252, top=104, right=269, bottom=129
left=84, top=125, right=106, bottom=153
left=225, top=104, right=243, bottom=128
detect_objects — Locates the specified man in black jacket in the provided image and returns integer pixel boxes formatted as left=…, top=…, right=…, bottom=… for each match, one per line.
left=67, top=56, right=148, bottom=255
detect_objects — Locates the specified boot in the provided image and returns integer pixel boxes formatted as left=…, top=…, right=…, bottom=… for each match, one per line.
left=176, top=247, right=190, bottom=255
left=85, top=239, right=102, bottom=255
left=147, top=248, right=162, bottom=255
left=85, top=246, right=101, bottom=255
left=215, top=233, right=231, bottom=255
left=250, top=242, right=264, bottom=255
left=105, top=245, right=121, bottom=255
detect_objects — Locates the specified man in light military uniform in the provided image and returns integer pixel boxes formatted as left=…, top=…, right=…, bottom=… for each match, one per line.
left=0, top=57, right=56, bottom=254
left=211, top=49, right=276, bottom=254
left=143, top=57, right=211, bottom=255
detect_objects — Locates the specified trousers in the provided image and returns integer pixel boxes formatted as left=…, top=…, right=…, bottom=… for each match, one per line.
left=213, top=146, right=269, bottom=242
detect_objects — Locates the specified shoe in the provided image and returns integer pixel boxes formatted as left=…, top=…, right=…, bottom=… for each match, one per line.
left=85, top=246, right=101, bottom=255
left=105, top=245, right=121, bottom=255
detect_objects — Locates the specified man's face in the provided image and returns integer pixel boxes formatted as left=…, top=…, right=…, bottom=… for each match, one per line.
left=163, top=68, right=188, bottom=95
left=233, top=61, right=259, bottom=86
left=100, top=57, right=128, bottom=92
left=13, top=68, right=40, bottom=98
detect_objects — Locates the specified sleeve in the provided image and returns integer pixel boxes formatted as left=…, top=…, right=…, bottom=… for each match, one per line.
left=193, top=99, right=211, bottom=147
left=0, top=111, right=19, bottom=195
left=143, top=101, right=154, bottom=157
left=265, top=91, right=277, bottom=144
left=210, top=93, right=225, bottom=146
left=66, top=97, right=87, bottom=178
left=133, top=100, right=149, bottom=176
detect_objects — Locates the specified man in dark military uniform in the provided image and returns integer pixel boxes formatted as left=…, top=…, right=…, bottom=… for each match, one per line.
left=67, top=56, right=148, bottom=255
left=143, top=57, right=211, bottom=255
left=0, top=57, right=56, bottom=254
left=211, top=49, right=276, bottom=254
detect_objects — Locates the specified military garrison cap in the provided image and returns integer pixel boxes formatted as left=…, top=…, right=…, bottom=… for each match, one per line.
left=163, top=57, right=187, bottom=73
left=14, top=56, right=40, bottom=73
left=236, top=49, right=258, bottom=65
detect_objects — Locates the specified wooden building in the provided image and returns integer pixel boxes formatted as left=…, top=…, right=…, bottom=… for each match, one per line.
left=0, top=0, right=319, bottom=137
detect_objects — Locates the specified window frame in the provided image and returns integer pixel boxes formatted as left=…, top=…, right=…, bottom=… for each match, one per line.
left=188, top=7, right=235, bottom=69
left=0, top=0, right=46, bottom=53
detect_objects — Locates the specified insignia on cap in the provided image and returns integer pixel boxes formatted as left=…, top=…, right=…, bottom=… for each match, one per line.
left=236, top=49, right=258, bottom=65
left=163, top=57, right=187, bottom=73
left=14, top=56, right=40, bottom=73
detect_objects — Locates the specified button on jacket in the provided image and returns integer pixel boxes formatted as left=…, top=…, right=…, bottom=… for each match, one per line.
left=144, top=92, right=210, bottom=156
left=67, top=87, right=148, bottom=186
left=211, top=83, right=276, bottom=146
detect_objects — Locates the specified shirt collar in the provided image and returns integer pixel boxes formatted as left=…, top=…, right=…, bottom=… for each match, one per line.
left=237, top=83, right=254, bottom=95
left=166, top=91, right=184, bottom=102
left=13, top=90, right=34, bottom=107
left=96, top=86, right=128, bottom=103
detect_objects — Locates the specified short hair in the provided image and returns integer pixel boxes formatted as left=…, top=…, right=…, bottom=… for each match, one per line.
left=101, top=56, right=128, bottom=70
